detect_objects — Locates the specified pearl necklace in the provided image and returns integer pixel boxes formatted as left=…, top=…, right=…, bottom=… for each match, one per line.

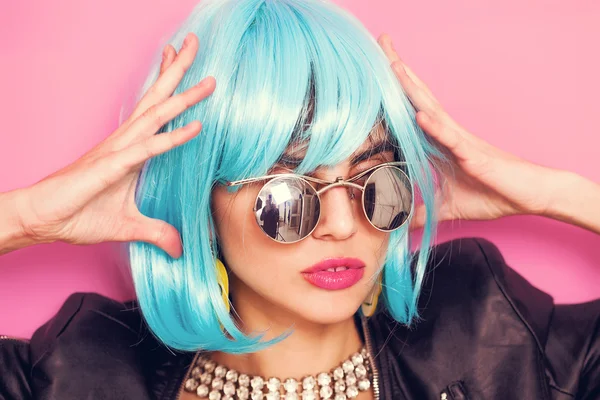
left=183, top=347, right=373, bottom=400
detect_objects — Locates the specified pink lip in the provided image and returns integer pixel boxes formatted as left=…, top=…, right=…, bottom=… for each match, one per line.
left=302, top=258, right=366, bottom=290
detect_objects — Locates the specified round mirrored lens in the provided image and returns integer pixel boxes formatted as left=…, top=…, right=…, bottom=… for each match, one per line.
left=363, top=167, right=412, bottom=231
left=254, top=176, right=320, bottom=243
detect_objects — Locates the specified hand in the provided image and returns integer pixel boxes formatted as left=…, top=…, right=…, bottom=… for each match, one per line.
left=14, top=33, right=215, bottom=258
left=378, top=34, right=556, bottom=230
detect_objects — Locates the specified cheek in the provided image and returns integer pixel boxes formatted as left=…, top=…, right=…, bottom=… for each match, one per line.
left=212, top=187, right=253, bottom=251
left=211, top=186, right=280, bottom=269
left=354, top=207, right=390, bottom=258
left=212, top=185, right=392, bottom=300
left=363, top=229, right=390, bottom=267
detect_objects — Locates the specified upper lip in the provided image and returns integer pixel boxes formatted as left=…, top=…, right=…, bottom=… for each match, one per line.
left=302, top=257, right=366, bottom=273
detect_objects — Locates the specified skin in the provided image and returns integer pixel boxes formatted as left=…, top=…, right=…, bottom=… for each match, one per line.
left=1, top=31, right=599, bottom=400
left=0, top=34, right=212, bottom=258
left=377, top=35, right=564, bottom=229
left=207, top=126, right=393, bottom=392
left=213, top=152, right=391, bottom=327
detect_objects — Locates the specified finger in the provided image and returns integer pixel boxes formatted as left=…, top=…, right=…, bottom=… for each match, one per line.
left=377, top=34, right=436, bottom=112
left=66, top=122, right=200, bottom=210
left=159, top=44, right=176, bottom=76
left=124, top=76, right=215, bottom=143
left=378, top=34, right=436, bottom=99
left=378, top=34, right=471, bottom=147
left=417, top=111, right=485, bottom=163
left=377, top=33, right=401, bottom=63
left=88, top=121, right=202, bottom=195
left=120, top=120, right=202, bottom=169
left=131, top=32, right=200, bottom=121
left=391, top=61, right=436, bottom=112
left=124, top=216, right=183, bottom=258
left=417, top=111, right=460, bottom=152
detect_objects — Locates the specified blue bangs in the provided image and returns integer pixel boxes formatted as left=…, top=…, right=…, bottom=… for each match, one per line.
left=209, top=0, right=388, bottom=180
left=128, top=0, right=447, bottom=353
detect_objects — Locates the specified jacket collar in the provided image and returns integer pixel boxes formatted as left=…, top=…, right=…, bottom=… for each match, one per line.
left=27, top=237, right=555, bottom=400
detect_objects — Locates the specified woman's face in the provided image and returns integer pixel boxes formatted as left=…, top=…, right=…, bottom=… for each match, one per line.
left=211, top=127, right=394, bottom=327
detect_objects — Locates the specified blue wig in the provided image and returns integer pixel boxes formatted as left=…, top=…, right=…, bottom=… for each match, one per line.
left=129, top=0, right=449, bottom=353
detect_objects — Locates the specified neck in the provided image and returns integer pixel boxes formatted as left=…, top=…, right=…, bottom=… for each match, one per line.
left=210, top=284, right=364, bottom=380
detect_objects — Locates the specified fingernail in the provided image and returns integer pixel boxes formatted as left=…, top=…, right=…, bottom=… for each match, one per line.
left=182, top=34, right=191, bottom=49
left=198, top=76, right=215, bottom=88
left=383, top=36, right=394, bottom=50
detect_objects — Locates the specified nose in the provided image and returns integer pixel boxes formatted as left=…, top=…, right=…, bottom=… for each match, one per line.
left=311, top=184, right=358, bottom=241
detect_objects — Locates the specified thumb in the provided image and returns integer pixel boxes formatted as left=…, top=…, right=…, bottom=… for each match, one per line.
left=128, top=216, right=183, bottom=259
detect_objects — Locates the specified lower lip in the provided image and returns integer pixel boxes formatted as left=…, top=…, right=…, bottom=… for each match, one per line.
left=302, top=268, right=365, bottom=290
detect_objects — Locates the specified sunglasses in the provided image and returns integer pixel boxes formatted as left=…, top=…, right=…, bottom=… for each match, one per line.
left=226, top=161, right=413, bottom=243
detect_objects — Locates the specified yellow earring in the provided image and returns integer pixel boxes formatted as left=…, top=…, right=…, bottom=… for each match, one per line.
left=215, top=259, right=230, bottom=313
left=361, top=273, right=382, bottom=317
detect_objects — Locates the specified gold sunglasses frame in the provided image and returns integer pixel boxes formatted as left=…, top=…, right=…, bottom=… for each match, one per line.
left=226, top=161, right=413, bottom=243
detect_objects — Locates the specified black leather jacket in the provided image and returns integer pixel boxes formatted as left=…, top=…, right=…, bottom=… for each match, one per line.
left=1, top=237, right=599, bottom=400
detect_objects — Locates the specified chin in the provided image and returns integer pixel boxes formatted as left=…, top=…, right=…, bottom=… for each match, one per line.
left=278, top=281, right=373, bottom=325
left=290, top=298, right=363, bottom=326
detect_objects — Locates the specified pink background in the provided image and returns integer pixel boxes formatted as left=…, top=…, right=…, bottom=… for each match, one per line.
left=1, top=0, right=599, bottom=338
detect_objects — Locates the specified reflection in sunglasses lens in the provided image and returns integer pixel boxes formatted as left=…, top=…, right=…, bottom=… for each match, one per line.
left=255, top=177, right=320, bottom=243
left=363, top=167, right=412, bottom=231
left=254, top=167, right=412, bottom=242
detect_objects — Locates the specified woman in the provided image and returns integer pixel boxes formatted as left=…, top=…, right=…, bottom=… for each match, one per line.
left=1, top=0, right=599, bottom=399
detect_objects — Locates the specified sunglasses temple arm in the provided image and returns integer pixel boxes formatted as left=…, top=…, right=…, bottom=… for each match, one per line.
left=226, top=178, right=259, bottom=187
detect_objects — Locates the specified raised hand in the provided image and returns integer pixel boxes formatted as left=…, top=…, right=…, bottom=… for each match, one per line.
left=11, top=33, right=214, bottom=258
left=377, top=34, right=558, bottom=230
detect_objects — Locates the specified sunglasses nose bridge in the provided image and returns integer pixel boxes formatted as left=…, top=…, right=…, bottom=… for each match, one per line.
left=316, top=179, right=363, bottom=197
left=311, top=180, right=360, bottom=241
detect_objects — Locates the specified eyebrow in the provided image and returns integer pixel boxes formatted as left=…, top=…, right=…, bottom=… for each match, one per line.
left=277, top=140, right=396, bottom=168
left=350, top=140, right=396, bottom=165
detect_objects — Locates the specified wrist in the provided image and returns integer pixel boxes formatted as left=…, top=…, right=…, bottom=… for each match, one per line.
left=542, top=169, right=575, bottom=219
left=0, top=189, right=37, bottom=255
left=516, top=165, right=564, bottom=218
left=538, top=168, right=571, bottom=219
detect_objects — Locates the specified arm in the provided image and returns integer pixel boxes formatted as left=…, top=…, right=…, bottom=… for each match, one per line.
left=0, top=34, right=215, bottom=259
left=378, top=34, right=600, bottom=235
left=543, top=170, right=600, bottom=235
left=0, top=190, right=39, bottom=256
